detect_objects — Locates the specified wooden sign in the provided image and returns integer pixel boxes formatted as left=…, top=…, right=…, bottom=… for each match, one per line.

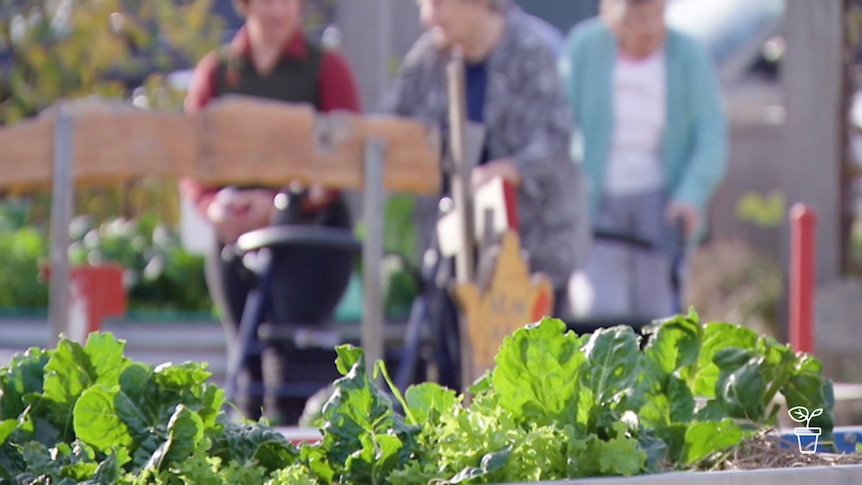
left=0, top=96, right=441, bottom=194
left=452, top=230, right=555, bottom=381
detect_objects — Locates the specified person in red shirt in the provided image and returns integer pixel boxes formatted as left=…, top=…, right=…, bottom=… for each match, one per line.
left=179, top=0, right=361, bottom=425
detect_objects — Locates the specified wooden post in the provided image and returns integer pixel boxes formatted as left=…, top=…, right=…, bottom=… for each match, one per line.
left=840, top=0, right=857, bottom=274
left=362, top=137, right=387, bottom=375
left=48, top=108, right=75, bottom=346
left=446, top=49, right=475, bottom=285
left=446, top=48, right=478, bottom=392
left=781, top=0, right=843, bottom=283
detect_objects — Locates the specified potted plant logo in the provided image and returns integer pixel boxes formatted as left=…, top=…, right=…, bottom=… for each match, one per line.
left=788, top=406, right=823, bottom=454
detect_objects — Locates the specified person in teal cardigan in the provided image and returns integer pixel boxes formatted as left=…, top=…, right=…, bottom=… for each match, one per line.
left=561, top=0, right=727, bottom=319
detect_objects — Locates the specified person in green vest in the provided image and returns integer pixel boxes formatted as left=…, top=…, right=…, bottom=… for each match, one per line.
left=179, top=0, right=361, bottom=425
left=561, top=0, right=728, bottom=320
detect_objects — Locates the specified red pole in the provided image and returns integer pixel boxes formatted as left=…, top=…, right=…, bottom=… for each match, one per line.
left=789, top=204, right=817, bottom=354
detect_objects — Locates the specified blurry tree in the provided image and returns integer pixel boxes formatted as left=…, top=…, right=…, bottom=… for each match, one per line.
left=0, top=0, right=225, bottom=123
left=138, top=0, right=340, bottom=111
left=0, top=0, right=226, bottom=226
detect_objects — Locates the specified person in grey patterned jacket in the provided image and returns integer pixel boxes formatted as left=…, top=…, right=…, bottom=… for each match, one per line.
left=387, top=0, right=591, bottom=389
left=384, top=0, right=591, bottom=314
left=383, top=0, right=592, bottom=391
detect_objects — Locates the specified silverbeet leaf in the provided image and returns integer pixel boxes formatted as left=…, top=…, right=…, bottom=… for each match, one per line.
left=163, top=404, right=204, bottom=464
left=718, top=360, right=766, bottom=421
left=684, top=323, right=758, bottom=399
left=683, top=419, right=748, bottom=465
left=73, top=386, right=133, bottom=452
left=493, top=318, right=585, bottom=427
left=582, top=326, right=642, bottom=407
left=0, top=347, right=51, bottom=421
left=210, top=420, right=299, bottom=472
left=317, top=345, right=419, bottom=484
left=0, top=419, right=16, bottom=445
left=644, top=311, right=702, bottom=376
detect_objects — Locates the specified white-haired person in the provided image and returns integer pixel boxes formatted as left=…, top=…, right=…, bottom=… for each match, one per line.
left=562, top=0, right=728, bottom=319
left=384, top=0, right=591, bottom=390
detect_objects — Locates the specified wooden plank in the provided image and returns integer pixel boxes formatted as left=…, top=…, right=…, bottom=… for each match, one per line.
left=0, top=97, right=441, bottom=194
left=0, top=102, right=194, bottom=190
left=74, top=109, right=196, bottom=184
left=359, top=115, right=441, bottom=193
left=0, top=115, right=54, bottom=189
left=197, top=98, right=441, bottom=193
left=196, top=97, right=319, bottom=186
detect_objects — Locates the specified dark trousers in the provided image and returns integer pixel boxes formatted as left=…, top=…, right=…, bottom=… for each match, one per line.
left=205, top=196, right=354, bottom=424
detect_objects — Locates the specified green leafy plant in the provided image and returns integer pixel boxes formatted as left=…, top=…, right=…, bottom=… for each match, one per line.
left=0, top=0, right=224, bottom=123
left=68, top=212, right=212, bottom=313
left=0, top=205, right=212, bottom=314
left=370, top=312, right=833, bottom=483
left=0, top=333, right=298, bottom=484
left=0, top=310, right=836, bottom=484
left=0, top=226, right=49, bottom=309
left=736, top=191, right=786, bottom=229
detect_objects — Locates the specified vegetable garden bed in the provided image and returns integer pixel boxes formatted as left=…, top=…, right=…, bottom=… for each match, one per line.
left=1, top=310, right=860, bottom=484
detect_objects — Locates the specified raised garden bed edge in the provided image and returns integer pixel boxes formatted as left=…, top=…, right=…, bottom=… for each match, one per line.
left=496, top=464, right=862, bottom=485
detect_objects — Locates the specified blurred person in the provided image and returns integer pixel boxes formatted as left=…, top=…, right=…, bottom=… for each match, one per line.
left=179, top=0, right=361, bottom=424
left=384, top=0, right=591, bottom=390
left=562, top=0, right=727, bottom=319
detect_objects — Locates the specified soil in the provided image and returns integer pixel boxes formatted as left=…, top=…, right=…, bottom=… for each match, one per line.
left=699, top=430, right=862, bottom=471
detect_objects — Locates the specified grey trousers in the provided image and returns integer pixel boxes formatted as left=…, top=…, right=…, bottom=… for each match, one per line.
left=569, top=190, right=682, bottom=320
